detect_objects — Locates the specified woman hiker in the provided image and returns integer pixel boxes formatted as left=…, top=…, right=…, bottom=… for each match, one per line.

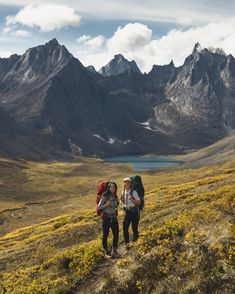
left=121, top=177, right=141, bottom=251
left=98, top=182, right=119, bottom=258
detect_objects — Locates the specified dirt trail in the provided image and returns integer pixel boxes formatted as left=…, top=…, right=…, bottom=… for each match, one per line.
left=76, top=243, right=127, bottom=294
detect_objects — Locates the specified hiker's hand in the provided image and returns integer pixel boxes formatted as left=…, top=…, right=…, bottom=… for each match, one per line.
left=128, top=195, right=134, bottom=201
left=120, top=191, right=124, bottom=203
left=106, top=200, right=111, bottom=207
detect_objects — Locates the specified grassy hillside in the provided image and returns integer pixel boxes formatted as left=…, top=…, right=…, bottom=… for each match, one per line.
left=0, top=156, right=234, bottom=293
left=177, top=131, right=235, bottom=167
left=0, top=156, right=131, bottom=236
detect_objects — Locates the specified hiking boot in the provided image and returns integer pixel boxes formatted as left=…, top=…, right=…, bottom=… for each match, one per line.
left=111, top=247, right=119, bottom=258
left=125, top=243, right=131, bottom=252
left=103, top=249, right=111, bottom=258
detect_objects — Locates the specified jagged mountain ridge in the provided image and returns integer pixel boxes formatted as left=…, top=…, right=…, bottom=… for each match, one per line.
left=98, top=54, right=141, bottom=76
left=0, top=39, right=173, bottom=159
left=0, top=39, right=235, bottom=159
left=98, top=43, right=235, bottom=147
left=151, top=43, right=235, bottom=146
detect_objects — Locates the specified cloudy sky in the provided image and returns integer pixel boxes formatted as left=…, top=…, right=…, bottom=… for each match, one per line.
left=1, top=0, right=235, bottom=72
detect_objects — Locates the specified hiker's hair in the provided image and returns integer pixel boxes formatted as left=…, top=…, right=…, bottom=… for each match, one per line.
left=107, top=182, right=118, bottom=197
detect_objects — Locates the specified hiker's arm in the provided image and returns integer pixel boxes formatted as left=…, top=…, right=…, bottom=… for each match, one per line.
left=98, top=197, right=110, bottom=210
left=116, top=196, right=120, bottom=206
left=120, top=191, right=124, bottom=203
left=129, top=196, right=141, bottom=205
left=129, top=191, right=141, bottom=205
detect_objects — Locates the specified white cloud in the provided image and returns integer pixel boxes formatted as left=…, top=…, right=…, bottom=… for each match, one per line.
left=75, top=20, right=235, bottom=73
left=84, top=35, right=106, bottom=50
left=76, top=34, right=91, bottom=44
left=6, top=4, right=81, bottom=32
left=13, top=30, right=31, bottom=37
left=141, top=21, right=235, bottom=68
left=2, top=2, right=235, bottom=74
left=0, top=49, right=13, bottom=58
left=1, top=1, right=234, bottom=26
left=78, top=51, right=114, bottom=70
left=76, top=34, right=106, bottom=50
left=107, top=23, right=152, bottom=53
left=2, top=24, right=31, bottom=38
left=2, top=27, right=13, bottom=34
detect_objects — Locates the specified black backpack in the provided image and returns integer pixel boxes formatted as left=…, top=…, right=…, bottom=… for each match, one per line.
left=130, top=175, right=145, bottom=211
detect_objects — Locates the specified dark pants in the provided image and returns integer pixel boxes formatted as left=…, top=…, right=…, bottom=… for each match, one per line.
left=123, top=210, right=140, bottom=244
left=102, top=216, right=119, bottom=250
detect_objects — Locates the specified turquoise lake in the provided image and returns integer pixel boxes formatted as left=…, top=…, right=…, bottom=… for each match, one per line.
left=104, top=155, right=183, bottom=171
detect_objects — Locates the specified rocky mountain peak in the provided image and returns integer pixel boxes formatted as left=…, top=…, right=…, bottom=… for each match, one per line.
left=210, top=47, right=227, bottom=56
left=150, top=60, right=175, bottom=72
left=148, top=60, right=176, bottom=87
left=114, top=54, right=125, bottom=61
left=192, top=42, right=227, bottom=58
left=193, top=42, right=203, bottom=53
left=169, top=60, right=175, bottom=67
left=4, top=39, right=73, bottom=82
left=98, top=54, right=141, bottom=76
left=25, top=38, right=71, bottom=64
left=45, top=38, right=59, bottom=48
left=184, top=42, right=228, bottom=70
left=86, top=65, right=97, bottom=73
left=1, top=40, right=235, bottom=159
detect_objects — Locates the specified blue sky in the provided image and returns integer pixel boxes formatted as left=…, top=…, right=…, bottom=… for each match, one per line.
left=0, top=1, right=235, bottom=72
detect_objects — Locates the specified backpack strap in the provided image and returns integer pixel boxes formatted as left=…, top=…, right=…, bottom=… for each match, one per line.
left=126, top=190, right=138, bottom=213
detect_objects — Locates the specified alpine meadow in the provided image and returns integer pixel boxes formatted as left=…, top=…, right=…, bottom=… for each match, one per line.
left=0, top=0, right=235, bottom=293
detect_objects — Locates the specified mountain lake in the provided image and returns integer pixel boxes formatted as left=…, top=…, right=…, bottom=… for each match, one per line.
left=104, top=155, right=184, bottom=171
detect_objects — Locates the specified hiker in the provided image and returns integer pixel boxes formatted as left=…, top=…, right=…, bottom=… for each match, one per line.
left=98, top=182, right=119, bottom=258
left=121, top=177, right=141, bottom=250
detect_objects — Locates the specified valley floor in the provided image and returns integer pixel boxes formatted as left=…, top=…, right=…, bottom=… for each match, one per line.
left=0, top=155, right=234, bottom=293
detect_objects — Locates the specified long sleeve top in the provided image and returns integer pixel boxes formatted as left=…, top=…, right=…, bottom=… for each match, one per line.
left=98, top=194, right=119, bottom=216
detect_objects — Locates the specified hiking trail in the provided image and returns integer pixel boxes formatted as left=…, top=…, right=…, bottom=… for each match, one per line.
left=76, top=243, right=127, bottom=294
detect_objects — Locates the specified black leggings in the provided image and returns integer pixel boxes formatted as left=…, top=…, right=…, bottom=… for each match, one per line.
left=102, top=216, right=119, bottom=250
left=123, top=210, right=140, bottom=244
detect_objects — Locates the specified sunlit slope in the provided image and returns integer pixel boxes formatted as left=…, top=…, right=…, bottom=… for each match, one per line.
left=178, top=131, right=235, bottom=167
left=0, top=156, right=131, bottom=236
left=0, top=158, right=234, bottom=293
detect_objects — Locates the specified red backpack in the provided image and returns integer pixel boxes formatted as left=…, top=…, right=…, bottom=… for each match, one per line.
left=96, top=181, right=110, bottom=216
